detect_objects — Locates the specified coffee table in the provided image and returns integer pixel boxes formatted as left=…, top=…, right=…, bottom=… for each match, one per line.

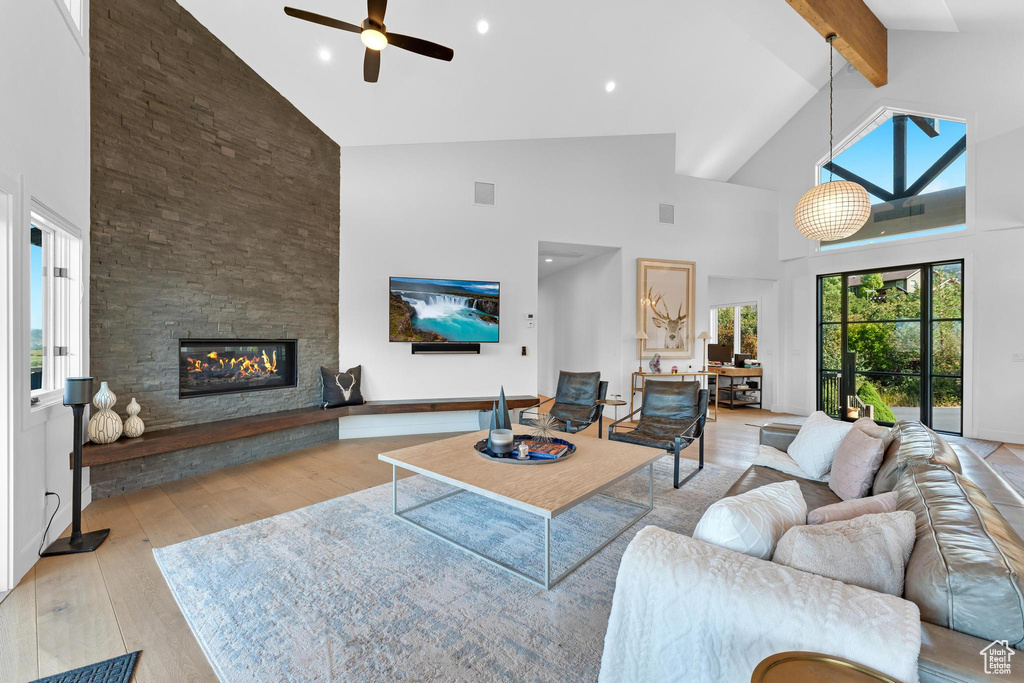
left=379, top=430, right=661, bottom=590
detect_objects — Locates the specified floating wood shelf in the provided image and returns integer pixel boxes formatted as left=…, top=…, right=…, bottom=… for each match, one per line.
left=74, top=395, right=539, bottom=469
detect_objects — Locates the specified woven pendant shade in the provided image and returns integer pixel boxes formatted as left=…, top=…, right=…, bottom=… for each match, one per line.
left=794, top=180, right=871, bottom=241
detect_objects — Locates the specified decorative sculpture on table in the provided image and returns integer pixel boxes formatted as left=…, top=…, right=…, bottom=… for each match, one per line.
left=487, top=386, right=515, bottom=454
left=530, top=412, right=559, bottom=442
left=87, top=381, right=123, bottom=444
left=648, top=353, right=662, bottom=375
left=124, top=397, right=145, bottom=438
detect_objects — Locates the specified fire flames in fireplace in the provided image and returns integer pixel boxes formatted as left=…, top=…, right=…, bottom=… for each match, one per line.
left=179, top=340, right=297, bottom=399
left=185, top=350, right=279, bottom=378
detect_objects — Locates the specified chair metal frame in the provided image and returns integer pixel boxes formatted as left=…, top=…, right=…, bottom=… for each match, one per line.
left=607, top=404, right=706, bottom=488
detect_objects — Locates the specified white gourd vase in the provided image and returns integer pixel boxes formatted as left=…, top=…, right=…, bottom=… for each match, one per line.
left=88, top=381, right=123, bottom=444
left=124, top=397, right=145, bottom=438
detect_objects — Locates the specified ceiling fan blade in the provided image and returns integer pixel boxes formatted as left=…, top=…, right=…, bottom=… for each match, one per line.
left=364, top=48, right=381, bottom=83
left=284, top=7, right=361, bottom=34
left=367, top=0, right=387, bottom=25
left=387, top=33, right=454, bottom=62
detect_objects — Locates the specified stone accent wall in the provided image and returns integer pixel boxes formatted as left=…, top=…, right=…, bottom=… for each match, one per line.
left=89, top=0, right=339, bottom=497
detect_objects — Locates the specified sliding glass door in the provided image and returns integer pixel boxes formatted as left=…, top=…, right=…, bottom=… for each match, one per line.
left=817, top=261, right=963, bottom=435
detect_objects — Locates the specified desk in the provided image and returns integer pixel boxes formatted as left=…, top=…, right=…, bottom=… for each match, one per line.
left=629, top=371, right=718, bottom=422
left=708, top=366, right=763, bottom=410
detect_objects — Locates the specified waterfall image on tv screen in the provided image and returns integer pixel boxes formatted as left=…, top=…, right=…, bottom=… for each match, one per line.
left=390, top=277, right=499, bottom=343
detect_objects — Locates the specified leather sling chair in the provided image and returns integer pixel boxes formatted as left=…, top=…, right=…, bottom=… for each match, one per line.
left=608, top=380, right=708, bottom=488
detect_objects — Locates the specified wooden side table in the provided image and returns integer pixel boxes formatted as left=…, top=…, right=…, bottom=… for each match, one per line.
left=752, top=652, right=898, bottom=682
left=595, top=399, right=627, bottom=439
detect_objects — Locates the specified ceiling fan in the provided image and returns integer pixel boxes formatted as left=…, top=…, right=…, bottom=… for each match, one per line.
left=284, top=0, right=454, bottom=83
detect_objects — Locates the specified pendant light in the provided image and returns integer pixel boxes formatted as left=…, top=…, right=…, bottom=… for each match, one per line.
left=794, top=34, right=871, bottom=242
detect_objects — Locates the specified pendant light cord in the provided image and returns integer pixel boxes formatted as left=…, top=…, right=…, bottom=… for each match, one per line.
left=827, top=34, right=836, bottom=181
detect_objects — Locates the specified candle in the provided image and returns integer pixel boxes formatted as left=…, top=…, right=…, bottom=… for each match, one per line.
left=489, top=428, right=514, bottom=454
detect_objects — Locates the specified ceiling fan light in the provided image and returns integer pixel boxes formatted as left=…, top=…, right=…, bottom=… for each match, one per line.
left=794, top=180, right=871, bottom=242
left=361, top=29, right=388, bottom=50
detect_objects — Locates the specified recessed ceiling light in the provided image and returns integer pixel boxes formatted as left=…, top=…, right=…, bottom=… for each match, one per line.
left=544, top=258, right=553, bottom=262
left=605, top=81, right=616, bottom=93
left=319, top=48, right=331, bottom=62
left=477, top=19, right=490, bottom=34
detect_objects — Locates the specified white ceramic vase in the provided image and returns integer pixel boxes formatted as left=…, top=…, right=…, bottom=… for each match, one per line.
left=124, top=397, right=145, bottom=438
left=88, top=381, right=123, bottom=444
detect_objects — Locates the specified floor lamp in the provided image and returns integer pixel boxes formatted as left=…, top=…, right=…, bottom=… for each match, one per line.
left=698, top=331, right=712, bottom=372
left=40, top=377, right=110, bottom=557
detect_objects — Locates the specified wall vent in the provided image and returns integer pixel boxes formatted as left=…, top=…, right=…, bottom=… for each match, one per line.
left=658, top=203, right=675, bottom=225
left=474, top=182, right=495, bottom=206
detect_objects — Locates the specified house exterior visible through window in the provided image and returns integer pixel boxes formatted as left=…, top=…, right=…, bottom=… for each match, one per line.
left=29, top=210, right=82, bottom=407
left=819, top=110, right=967, bottom=249
left=711, top=304, right=757, bottom=358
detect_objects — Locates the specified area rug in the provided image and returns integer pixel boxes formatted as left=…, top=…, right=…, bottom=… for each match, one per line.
left=154, top=457, right=744, bottom=682
left=34, top=651, right=140, bottom=683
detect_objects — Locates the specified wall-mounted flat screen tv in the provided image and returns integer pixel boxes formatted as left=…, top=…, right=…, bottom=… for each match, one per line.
left=389, top=277, right=499, bottom=343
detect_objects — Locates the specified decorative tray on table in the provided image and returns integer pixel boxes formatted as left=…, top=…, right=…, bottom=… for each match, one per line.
left=473, top=435, right=577, bottom=465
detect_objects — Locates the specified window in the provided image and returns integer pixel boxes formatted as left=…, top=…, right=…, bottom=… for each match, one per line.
left=816, top=261, right=964, bottom=435
left=63, top=0, right=83, bottom=30
left=711, top=304, right=757, bottom=358
left=29, top=210, right=82, bottom=408
left=818, top=111, right=967, bottom=249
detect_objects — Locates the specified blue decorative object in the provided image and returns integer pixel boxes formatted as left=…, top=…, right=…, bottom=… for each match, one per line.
left=474, top=435, right=576, bottom=465
left=486, top=386, right=514, bottom=451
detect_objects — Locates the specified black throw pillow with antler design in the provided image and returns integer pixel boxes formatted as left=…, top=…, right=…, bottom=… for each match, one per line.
left=320, top=365, right=365, bottom=408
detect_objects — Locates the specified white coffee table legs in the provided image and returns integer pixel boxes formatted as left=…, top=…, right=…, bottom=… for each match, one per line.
left=391, top=463, right=654, bottom=590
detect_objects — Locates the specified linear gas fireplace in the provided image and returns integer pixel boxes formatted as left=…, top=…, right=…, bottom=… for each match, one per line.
left=179, top=339, right=298, bottom=399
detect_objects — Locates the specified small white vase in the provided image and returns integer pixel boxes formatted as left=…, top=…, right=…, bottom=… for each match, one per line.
left=124, top=397, right=145, bottom=438
left=88, top=381, right=123, bottom=444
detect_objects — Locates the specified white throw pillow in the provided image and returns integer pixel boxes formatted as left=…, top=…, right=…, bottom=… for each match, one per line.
left=808, top=491, right=899, bottom=525
left=754, top=444, right=830, bottom=482
left=853, top=417, right=895, bottom=450
left=787, top=411, right=852, bottom=479
left=693, top=480, right=807, bottom=560
left=828, top=428, right=885, bottom=500
left=773, top=511, right=917, bottom=596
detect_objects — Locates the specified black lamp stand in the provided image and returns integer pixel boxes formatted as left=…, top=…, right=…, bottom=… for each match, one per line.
left=40, top=380, right=110, bottom=557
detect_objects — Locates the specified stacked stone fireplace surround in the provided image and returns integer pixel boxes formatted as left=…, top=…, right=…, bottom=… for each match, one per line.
left=88, top=0, right=340, bottom=498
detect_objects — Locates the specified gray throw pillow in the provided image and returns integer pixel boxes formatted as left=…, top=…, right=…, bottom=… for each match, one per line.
left=320, top=365, right=364, bottom=408
left=773, top=511, right=916, bottom=596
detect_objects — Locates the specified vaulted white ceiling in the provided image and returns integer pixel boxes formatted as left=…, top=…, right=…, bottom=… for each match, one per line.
left=177, top=0, right=1022, bottom=182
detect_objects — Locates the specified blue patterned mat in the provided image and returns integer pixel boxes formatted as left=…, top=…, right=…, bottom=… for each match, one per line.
left=34, top=651, right=140, bottom=683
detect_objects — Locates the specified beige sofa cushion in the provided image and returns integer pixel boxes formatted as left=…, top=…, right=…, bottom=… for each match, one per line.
left=693, top=480, right=807, bottom=560
left=853, top=417, right=895, bottom=449
left=808, top=491, right=899, bottom=525
left=898, top=463, right=1024, bottom=648
left=829, top=428, right=885, bottom=500
left=773, top=511, right=916, bottom=596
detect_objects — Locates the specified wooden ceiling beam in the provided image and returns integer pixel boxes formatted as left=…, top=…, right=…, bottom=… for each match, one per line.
left=785, top=0, right=888, bottom=87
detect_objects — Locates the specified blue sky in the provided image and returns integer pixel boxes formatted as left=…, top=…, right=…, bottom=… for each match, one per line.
left=30, top=238, right=42, bottom=334
left=820, top=116, right=967, bottom=203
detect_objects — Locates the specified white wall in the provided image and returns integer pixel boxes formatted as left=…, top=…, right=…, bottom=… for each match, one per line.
left=707, top=276, right=779, bottom=410
left=339, top=134, right=782, bottom=435
left=537, top=250, right=623, bottom=398
left=730, top=31, right=1024, bottom=440
left=0, top=0, right=91, bottom=590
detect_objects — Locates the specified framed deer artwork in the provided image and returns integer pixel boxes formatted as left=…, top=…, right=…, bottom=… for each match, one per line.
left=637, top=258, right=696, bottom=359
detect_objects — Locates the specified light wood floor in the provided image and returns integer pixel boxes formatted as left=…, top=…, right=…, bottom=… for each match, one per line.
left=1, top=407, right=1018, bottom=682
